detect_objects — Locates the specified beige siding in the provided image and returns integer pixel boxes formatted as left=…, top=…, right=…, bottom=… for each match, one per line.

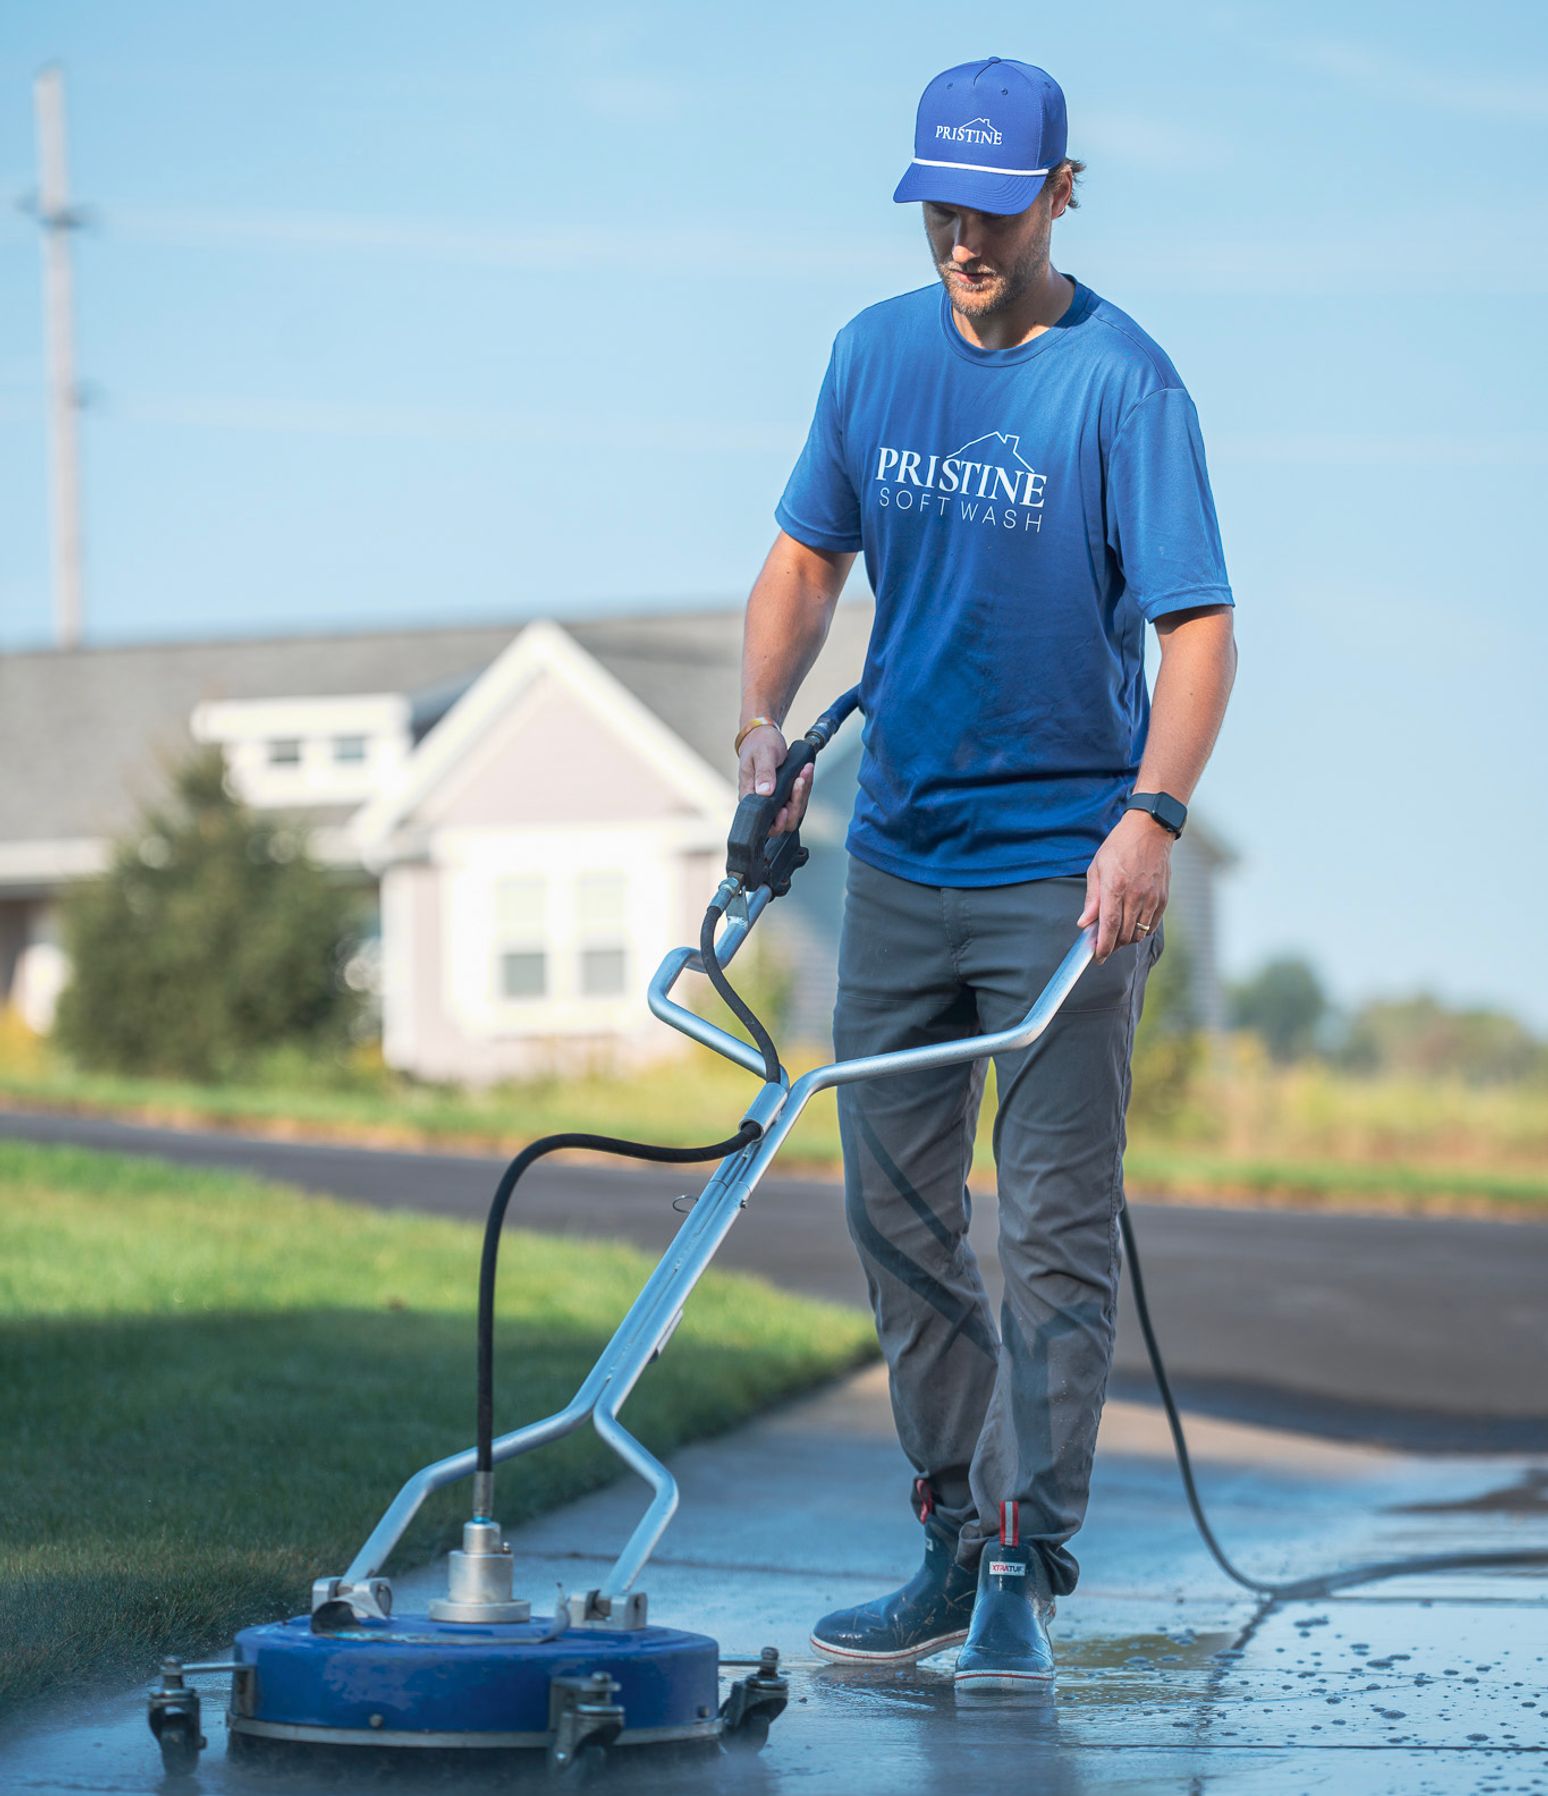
left=380, top=863, right=454, bottom=1074
left=418, top=674, right=685, bottom=831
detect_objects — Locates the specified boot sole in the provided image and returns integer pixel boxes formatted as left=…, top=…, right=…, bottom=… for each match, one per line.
left=809, top=1627, right=970, bottom=1664
left=953, top=1666, right=1055, bottom=1690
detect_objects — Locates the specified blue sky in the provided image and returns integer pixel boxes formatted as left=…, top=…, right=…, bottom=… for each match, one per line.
left=2, top=1, right=1546, bottom=1025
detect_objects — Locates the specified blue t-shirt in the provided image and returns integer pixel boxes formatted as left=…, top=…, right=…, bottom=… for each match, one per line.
left=776, top=278, right=1233, bottom=887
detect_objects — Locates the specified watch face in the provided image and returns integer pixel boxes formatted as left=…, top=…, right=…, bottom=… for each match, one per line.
left=1156, top=794, right=1187, bottom=833
left=1131, top=793, right=1186, bottom=834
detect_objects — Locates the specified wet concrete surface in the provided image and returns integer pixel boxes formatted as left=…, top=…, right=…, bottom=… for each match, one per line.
left=3, top=1107, right=1547, bottom=1451
left=6, top=1368, right=1546, bottom=1793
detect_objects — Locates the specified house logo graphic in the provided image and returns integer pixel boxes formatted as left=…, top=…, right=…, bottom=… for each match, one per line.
left=872, top=430, right=1048, bottom=533
left=935, top=115, right=1004, bottom=147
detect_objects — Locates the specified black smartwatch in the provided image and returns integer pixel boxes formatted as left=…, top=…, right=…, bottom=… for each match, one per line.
left=1125, top=791, right=1187, bottom=838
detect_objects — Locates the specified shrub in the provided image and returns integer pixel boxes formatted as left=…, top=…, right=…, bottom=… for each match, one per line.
left=0, top=1006, right=46, bottom=1078
left=1229, top=955, right=1329, bottom=1063
left=54, top=750, right=365, bottom=1080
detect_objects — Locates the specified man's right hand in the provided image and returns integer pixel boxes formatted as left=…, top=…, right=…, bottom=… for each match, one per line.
left=737, top=723, right=814, bottom=837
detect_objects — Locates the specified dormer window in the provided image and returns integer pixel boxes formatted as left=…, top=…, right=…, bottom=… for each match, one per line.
left=192, top=694, right=411, bottom=809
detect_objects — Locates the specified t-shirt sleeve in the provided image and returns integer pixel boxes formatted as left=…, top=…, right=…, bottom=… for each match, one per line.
left=1106, top=386, right=1234, bottom=621
left=775, top=339, right=863, bottom=553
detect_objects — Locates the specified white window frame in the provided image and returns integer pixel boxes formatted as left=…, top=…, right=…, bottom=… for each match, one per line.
left=573, top=870, right=630, bottom=999
left=441, top=826, right=673, bottom=1040
left=492, top=873, right=550, bottom=1002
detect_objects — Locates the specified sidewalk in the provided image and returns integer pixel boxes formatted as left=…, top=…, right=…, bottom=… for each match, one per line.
left=4, top=1365, right=1544, bottom=1793
left=408, top=1362, right=1548, bottom=1793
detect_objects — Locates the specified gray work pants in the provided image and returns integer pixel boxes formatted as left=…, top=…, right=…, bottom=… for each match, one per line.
left=833, top=854, right=1160, bottom=1600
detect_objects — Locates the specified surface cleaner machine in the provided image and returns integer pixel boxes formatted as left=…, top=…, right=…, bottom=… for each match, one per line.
left=146, top=686, right=1548, bottom=1781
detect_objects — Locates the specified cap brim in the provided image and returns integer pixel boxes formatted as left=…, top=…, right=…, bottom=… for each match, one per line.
left=892, top=160, right=1048, bottom=216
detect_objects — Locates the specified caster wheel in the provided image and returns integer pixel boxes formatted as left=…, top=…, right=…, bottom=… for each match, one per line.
left=155, top=1713, right=205, bottom=1778
left=724, top=1709, right=772, bottom=1752
left=551, top=1739, right=608, bottom=1784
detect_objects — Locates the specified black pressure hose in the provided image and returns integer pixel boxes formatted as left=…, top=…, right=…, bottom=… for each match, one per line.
left=1119, top=1202, right=1548, bottom=1600
left=475, top=1110, right=761, bottom=1487
left=699, top=903, right=781, bottom=1085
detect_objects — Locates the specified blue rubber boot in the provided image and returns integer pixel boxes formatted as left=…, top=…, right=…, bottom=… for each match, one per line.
left=953, top=1503, right=1056, bottom=1690
left=811, top=1517, right=976, bottom=1664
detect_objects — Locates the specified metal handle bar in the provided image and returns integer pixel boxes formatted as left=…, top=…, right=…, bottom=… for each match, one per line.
left=580, top=919, right=1098, bottom=1598
left=652, top=889, right=1096, bottom=1082
left=646, top=885, right=777, bottom=1077
left=336, top=921, right=1096, bottom=1601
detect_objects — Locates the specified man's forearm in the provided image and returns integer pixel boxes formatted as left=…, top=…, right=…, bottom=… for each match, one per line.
left=1133, top=607, right=1237, bottom=802
left=1079, top=606, right=1236, bottom=959
left=740, top=531, right=855, bottom=729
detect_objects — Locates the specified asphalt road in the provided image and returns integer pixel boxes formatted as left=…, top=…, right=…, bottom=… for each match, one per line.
left=5, top=1108, right=1545, bottom=1452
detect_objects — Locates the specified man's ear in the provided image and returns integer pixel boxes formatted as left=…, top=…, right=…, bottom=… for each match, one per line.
left=1047, top=167, right=1074, bottom=221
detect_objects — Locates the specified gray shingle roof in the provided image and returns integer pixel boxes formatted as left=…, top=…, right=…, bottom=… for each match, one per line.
left=567, top=604, right=873, bottom=784
left=0, top=605, right=875, bottom=847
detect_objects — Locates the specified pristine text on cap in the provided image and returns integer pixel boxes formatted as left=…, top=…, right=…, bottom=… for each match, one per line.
left=893, top=57, right=1068, bottom=217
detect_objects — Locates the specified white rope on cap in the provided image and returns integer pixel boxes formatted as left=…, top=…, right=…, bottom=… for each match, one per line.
left=910, top=157, right=1050, bottom=176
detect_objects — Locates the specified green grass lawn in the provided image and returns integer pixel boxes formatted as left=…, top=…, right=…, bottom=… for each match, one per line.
left=1122, top=1148, right=1548, bottom=1212
left=0, top=1140, right=875, bottom=1717
left=0, top=1044, right=846, bottom=1164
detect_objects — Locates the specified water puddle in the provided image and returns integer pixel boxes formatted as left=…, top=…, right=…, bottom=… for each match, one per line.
left=4, top=1598, right=1545, bottom=1796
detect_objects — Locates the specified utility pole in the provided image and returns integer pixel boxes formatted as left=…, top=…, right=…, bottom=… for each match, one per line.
left=33, top=64, right=85, bottom=650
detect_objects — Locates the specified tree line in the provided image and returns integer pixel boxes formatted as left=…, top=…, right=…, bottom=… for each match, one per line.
left=1227, top=955, right=1546, bottom=1085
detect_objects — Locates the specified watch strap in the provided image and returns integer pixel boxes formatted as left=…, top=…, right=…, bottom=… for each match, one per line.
left=1126, top=791, right=1187, bottom=837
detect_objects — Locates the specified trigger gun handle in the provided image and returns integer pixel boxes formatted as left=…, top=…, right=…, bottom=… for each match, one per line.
left=725, top=739, right=814, bottom=897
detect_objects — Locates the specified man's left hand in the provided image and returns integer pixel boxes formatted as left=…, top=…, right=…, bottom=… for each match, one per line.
left=1078, top=810, right=1173, bottom=962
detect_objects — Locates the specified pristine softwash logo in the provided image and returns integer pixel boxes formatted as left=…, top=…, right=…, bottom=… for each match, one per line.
left=935, top=115, right=1003, bottom=146
left=873, top=432, right=1048, bottom=533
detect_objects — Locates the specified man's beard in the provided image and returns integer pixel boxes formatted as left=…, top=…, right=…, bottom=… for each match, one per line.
left=939, top=250, right=1043, bottom=317
left=936, top=215, right=1052, bottom=320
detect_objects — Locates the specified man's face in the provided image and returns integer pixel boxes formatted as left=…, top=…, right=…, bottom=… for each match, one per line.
left=923, top=186, right=1059, bottom=319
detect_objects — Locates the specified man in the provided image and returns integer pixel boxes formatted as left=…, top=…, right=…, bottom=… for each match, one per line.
left=736, top=57, right=1236, bottom=1689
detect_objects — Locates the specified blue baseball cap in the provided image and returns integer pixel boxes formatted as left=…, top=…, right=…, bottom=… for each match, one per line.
left=893, top=57, right=1068, bottom=216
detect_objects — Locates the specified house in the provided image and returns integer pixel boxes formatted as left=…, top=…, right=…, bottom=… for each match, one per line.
left=0, top=602, right=1234, bottom=1077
